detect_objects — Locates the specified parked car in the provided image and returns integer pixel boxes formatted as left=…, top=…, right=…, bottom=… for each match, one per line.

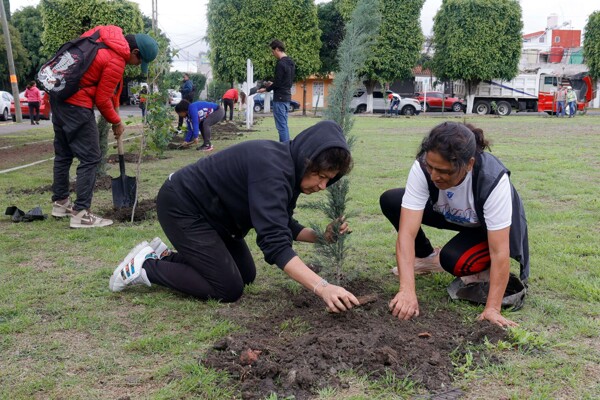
left=252, top=93, right=300, bottom=112
left=414, top=91, right=465, bottom=112
left=0, top=91, right=14, bottom=121
left=350, top=90, right=422, bottom=116
left=168, top=90, right=182, bottom=106
left=10, top=90, right=52, bottom=121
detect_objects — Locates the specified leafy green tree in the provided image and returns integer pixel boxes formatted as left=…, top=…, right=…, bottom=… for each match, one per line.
left=359, top=0, right=424, bottom=112
left=318, top=0, right=345, bottom=75
left=0, top=24, right=31, bottom=91
left=207, top=0, right=321, bottom=84
left=315, top=0, right=380, bottom=283
left=431, top=0, right=523, bottom=113
left=12, top=6, right=44, bottom=83
left=583, top=11, right=600, bottom=80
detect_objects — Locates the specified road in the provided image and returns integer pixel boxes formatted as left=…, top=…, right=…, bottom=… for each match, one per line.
left=0, top=105, right=142, bottom=136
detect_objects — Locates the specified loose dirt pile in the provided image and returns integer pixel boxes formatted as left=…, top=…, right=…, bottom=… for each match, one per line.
left=202, top=281, right=507, bottom=400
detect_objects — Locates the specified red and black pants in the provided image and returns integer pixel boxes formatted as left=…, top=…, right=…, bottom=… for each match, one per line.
left=380, top=188, right=490, bottom=277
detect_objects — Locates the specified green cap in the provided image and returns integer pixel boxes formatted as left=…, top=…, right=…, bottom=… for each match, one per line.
left=134, top=34, right=159, bottom=74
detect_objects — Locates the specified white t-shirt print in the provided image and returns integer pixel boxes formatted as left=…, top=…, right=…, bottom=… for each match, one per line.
left=401, top=160, right=512, bottom=231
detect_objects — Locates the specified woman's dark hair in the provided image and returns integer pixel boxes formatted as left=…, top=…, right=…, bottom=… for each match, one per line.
left=27, top=81, right=36, bottom=89
left=240, top=91, right=246, bottom=105
left=175, top=99, right=190, bottom=114
left=305, top=147, right=353, bottom=177
left=125, top=34, right=138, bottom=51
left=417, top=122, right=490, bottom=169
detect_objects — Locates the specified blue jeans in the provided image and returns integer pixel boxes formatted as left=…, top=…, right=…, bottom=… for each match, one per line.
left=568, top=101, right=576, bottom=117
left=557, top=101, right=566, bottom=117
left=273, top=101, right=290, bottom=142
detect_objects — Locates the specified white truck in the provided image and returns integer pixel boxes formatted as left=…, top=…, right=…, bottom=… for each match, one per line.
left=457, top=68, right=596, bottom=116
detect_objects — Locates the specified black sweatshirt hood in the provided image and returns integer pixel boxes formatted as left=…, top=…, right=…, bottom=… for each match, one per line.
left=289, top=120, right=349, bottom=189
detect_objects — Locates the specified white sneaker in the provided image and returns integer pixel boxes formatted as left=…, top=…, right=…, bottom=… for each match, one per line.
left=52, top=198, right=74, bottom=217
left=391, top=248, right=444, bottom=276
left=70, top=209, right=113, bottom=228
left=414, top=248, right=444, bottom=274
left=109, top=243, right=157, bottom=292
left=149, top=237, right=172, bottom=259
left=461, top=269, right=491, bottom=285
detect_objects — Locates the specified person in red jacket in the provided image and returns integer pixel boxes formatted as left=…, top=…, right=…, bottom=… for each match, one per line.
left=50, top=25, right=158, bottom=228
left=25, top=81, right=42, bottom=125
left=221, top=88, right=246, bottom=121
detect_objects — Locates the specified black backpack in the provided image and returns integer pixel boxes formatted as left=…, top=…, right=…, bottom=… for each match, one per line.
left=37, top=30, right=108, bottom=101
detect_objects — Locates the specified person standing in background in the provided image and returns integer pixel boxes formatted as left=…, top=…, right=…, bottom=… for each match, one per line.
left=25, top=81, right=42, bottom=125
left=555, top=84, right=567, bottom=118
left=566, top=86, right=577, bottom=118
left=139, top=86, right=148, bottom=119
left=222, top=88, right=246, bottom=121
left=258, top=39, right=295, bottom=142
left=176, top=74, right=194, bottom=132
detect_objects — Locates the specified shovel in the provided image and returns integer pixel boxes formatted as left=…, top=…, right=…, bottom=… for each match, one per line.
left=111, top=136, right=137, bottom=208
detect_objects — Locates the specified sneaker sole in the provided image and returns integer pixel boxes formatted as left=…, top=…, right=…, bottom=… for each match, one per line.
left=52, top=210, right=71, bottom=218
left=70, top=220, right=114, bottom=228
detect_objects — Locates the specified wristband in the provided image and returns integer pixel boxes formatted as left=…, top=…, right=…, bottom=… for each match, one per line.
left=312, top=278, right=329, bottom=294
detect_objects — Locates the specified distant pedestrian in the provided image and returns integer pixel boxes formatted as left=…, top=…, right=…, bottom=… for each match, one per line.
left=555, top=84, right=567, bottom=117
left=258, top=39, right=296, bottom=142
left=139, top=86, right=148, bottom=118
left=25, top=81, right=41, bottom=125
left=222, top=88, right=246, bottom=121
left=176, top=74, right=194, bottom=132
left=566, top=86, right=577, bottom=118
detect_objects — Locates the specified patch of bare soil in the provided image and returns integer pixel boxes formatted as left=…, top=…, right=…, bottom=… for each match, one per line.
left=202, top=281, right=507, bottom=400
left=166, top=121, right=255, bottom=149
left=101, top=198, right=156, bottom=222
left=106, top=153, right=159, bottom=164
left=6, top=175, right=113, bottom=195
left=0, top=140, right=54, bottom=170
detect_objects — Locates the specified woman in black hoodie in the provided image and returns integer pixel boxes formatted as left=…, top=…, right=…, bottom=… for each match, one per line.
left=110, top=120, right=359, bottom=313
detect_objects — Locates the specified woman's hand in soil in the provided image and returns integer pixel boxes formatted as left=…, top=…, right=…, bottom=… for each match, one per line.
left=324, top=216, right=351, bottom=243
left=389, top=290, right=419, bottom=320
left=319, top=284, right=360, bottom=313
left=478, top=307, right=518, bottom=328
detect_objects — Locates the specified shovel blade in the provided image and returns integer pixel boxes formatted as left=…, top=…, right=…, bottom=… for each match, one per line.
left=111, top=175, right=137, bottom=208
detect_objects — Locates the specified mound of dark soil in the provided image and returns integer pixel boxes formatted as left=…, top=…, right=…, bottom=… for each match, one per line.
left=202, top=281, right=507, bottom=400
left=102, top=198, right=156, bottom=222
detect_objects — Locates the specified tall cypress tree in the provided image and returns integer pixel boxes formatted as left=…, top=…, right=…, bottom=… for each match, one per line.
left=313, top=0, right=380, bottom=282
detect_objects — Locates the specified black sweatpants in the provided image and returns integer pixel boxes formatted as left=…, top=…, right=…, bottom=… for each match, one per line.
left=50, top=99, right=101, bottom=211
left=222, top=98, right=234, bottom=121
left=143, top=178, right=256, bottom=302
left=28, top=101, right=40, bottom=122
left=380, top=188, right=490, bottom=277
left=200, top=107, right=225, bottom=146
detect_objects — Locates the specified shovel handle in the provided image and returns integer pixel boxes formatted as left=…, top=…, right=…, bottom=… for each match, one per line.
left=117, top=135, right=124, bottom=156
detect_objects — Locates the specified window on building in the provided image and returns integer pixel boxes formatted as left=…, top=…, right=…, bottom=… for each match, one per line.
left=555, top=36, right=560, bottom=43
left=539, top=36, right=545, bottom=43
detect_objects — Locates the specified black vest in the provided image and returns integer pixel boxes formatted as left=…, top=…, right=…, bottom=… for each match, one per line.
left=420, top=152, right=530, bottom=282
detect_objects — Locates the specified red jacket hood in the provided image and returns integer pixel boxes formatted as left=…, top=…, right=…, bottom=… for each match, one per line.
left=81, top=25, right=130, bottom=61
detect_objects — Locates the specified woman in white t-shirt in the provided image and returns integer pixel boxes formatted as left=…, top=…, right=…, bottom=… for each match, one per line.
left=380, top=122, right=529, bottom=327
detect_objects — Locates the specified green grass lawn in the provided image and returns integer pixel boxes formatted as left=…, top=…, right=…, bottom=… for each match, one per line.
left=1, top=114, right=599, bottom=399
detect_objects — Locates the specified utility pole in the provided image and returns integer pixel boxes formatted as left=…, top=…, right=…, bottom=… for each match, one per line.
left=0, top=0, right=22, bottom=122
left=152, top=0, right=158, bottom=34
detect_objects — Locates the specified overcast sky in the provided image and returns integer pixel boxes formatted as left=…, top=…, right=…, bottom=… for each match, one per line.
left=9, top=0, right=600, bottom=72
